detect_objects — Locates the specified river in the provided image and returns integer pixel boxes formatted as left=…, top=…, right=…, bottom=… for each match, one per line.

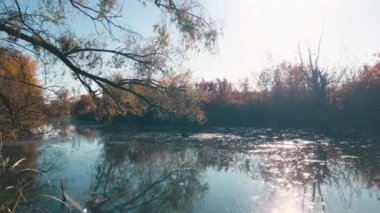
left=2, top=125, right=380, bottom=212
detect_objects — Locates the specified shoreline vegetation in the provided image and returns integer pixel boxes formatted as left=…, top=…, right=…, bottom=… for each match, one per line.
left=1, top=1, right=379, bottom=212
left=65, top=58, right=380, bottom=131
left=1, top=52, right=380, bottom=139
left=0, top=0, right=379, bottom=139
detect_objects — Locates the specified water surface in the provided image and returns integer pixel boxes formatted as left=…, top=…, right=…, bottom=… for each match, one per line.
left=3, top=126, right=380, bottom=212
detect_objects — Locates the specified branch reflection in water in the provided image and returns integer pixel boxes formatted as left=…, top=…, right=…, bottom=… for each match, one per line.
left=86, top=139, right=208, bottom=212
left=4, top=126, right=380, bottom=212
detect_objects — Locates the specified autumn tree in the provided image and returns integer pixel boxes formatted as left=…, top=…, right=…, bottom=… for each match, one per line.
left=335, top=62, right=380, bottom=128
left=197, top=78, right=247, bottom=125
left=99, top=73, right=148, bottom=119
left=46, top=88, right=73, bottom=119
left=153, top=71, right=206, bottom=122
left=0, top=0, right=218, bottom=119
left=72, top=94, right=97, bottom=120
left=0, top=48, right=45, bottom=137
left=98, top=71, right=205, bottom=124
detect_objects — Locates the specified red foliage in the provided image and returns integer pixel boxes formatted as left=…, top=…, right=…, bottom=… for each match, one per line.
left=361, top=63, right=380, bottom=87
left=72, top=94, right=96, bottom=117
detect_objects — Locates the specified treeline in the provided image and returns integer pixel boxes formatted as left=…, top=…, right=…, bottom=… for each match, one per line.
left=2, top=49, right=380, bottom=138
left=46, top=72, right=205, bottom=126
left=50, top=59, right=380, bottom=130
left=198, top=61, right=380, bottom=129
left=0, top=49, right=204, bottom=138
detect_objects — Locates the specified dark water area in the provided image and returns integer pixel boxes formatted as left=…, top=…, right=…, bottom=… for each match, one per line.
left=2, top=125, right=380, bottom=213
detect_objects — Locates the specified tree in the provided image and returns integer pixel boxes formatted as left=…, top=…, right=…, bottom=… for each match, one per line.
left=153, top=71, right=206, bottom=122
left=72, top=94, right=97, bottom=120
left=336, top=62, right=380, bottom=128
left=97, top=71, right=205, bottom=123
left=99, top=73, right=149, bottom=119
left=0, top=0, right=218, bottom=116
left=0, top=48, right=45, bottom=137
left=47, top=88, right=73, bottom=119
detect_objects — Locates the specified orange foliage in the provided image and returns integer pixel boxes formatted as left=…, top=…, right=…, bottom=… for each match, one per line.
left=0, top=51, right=39, bottom=86
left=0, top=49, right=45, bottom=137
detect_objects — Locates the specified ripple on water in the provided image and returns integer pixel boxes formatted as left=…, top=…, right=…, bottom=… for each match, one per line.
left=3, top=127, right=380, bottom=213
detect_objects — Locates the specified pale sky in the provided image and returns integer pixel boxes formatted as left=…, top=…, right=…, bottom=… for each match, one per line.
left=190, top=0, right=380, bottom=81
left=33, top=0, right=380, bottom=88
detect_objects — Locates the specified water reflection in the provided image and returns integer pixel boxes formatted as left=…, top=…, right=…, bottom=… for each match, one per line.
left=3, top=127, right=380, bottom=212
left=87, top=140, right=207, bottom=212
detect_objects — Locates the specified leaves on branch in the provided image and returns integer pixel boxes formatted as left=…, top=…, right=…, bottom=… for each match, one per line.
left=0, top=0, right=218, bottom=120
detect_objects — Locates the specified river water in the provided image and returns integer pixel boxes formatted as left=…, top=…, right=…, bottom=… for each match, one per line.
left=3, top=125, right=380, bottom=212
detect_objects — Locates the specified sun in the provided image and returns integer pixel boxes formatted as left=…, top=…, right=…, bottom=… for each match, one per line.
left=193, top=0, right=336, bottom=81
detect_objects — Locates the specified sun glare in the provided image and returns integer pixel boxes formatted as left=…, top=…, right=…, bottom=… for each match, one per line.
left=193, top=0, right=350, bottom=81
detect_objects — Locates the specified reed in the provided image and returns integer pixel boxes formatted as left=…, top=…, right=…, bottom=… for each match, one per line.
left=0, top=142, right=38, bottom=212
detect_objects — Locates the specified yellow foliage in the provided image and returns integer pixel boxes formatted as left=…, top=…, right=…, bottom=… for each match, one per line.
left=0, top=51, right=39, bottom=85
left=0, top=49, right=45, bottom=137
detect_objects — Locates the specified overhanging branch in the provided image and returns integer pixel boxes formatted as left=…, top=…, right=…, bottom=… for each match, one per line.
left=0, top=22, right=173, bottom=114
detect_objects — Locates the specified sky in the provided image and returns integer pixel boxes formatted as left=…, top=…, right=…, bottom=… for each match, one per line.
left=26, top=0, right=380, bottom=87
left=189, top=0, right=380, bottom=81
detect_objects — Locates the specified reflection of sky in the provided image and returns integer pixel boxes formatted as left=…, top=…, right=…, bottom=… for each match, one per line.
left=22, top=128, right=380, bottom=212
left=197, top=166, right=379, bottom=213
left=37, top=136, right=102, bottom=199
left=195, top=139, right=379, bottom=213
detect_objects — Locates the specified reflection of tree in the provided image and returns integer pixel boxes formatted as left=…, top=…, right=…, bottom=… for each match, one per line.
left=186, top=130, right=380, bottom=212
left=197, top=140, right=330, bottom=211
left=6, top=127, right=380, bottom=212
left=327, top=133, right=380, bottom=203
left=248, top=139, right=365, bottom=212
left=72, top=129, right=380, bottom=213
left=86, top=140, right=208, bottom=212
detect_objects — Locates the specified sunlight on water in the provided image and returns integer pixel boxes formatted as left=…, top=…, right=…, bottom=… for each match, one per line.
left=3, top=126, right=380, bottom=212
left=190, top=133, right=242, bottom=140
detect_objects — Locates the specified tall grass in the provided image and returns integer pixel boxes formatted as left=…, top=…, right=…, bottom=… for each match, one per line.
left=0, top=142, right=38, bottom=212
